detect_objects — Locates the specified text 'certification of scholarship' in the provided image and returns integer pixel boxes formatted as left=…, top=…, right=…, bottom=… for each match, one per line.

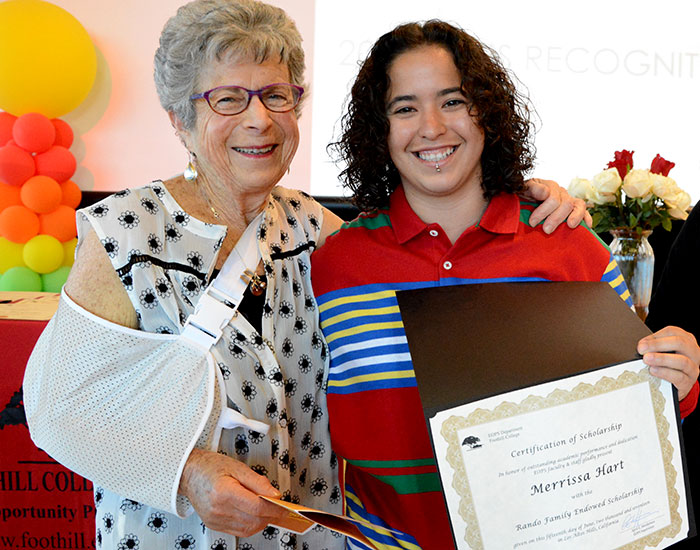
left=431, top=359, right=689, bottom=550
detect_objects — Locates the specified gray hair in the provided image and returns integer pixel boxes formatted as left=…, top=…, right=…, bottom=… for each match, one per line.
left=154, top=0, right=306, bottom=129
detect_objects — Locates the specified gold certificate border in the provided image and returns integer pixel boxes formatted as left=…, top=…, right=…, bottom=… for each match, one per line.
left=439, top=368, right=681, bottom=550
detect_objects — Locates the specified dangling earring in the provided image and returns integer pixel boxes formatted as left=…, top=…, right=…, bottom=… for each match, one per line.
left=184, top=151, right=197, bottom=181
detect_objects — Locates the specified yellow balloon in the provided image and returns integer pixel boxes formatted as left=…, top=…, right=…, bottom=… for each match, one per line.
left=23, top=233, right=64, bottom=273
left=0, top=236, right=25, bottom=273
left=0, top=0, right=97, bottom=117
left=62, top=237, right=77, bottom=266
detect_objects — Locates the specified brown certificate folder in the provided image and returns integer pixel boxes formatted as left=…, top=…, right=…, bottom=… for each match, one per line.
left=395, top=281, right=695, bottom=541
left=396, top=281, right=650, bottom=417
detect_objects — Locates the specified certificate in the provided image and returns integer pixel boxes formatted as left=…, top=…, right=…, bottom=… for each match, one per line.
left=431, top=359, right=689, bottom=549
left=395, top=282, right=694, bottom=549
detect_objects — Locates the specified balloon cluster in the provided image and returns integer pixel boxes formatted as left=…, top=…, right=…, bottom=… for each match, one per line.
left=0, top=112, right=80, bottom=291
left=0, top=0, right=96, bottom=292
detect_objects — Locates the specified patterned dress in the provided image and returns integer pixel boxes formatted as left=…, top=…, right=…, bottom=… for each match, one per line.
left=78, top=182, right=342, bottom=550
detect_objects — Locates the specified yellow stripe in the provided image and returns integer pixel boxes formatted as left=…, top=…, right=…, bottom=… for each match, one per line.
left=606, top=280, right=631, bottom=302
left=329, top=370, right=415, bottom=388
left=346, top=508, right=422, bottom=550
left=321, top=305, right=401, bottom=330
left=604, top=261, right=616, bottom=274
left=325, top=321, right=404, bottom=344
left=610, top=273, right=625, bottom=288
left=319, top=289, right=397, bottom=314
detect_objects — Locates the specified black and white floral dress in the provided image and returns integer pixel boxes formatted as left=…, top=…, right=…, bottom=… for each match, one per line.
left=78, top=182, right=342, bottom=550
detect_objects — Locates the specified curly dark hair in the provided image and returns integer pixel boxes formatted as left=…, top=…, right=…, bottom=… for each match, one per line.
left=328, top=20, right=535, bottom=211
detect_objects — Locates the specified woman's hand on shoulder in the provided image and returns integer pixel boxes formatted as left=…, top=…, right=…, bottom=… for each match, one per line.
left=638, top=326, right=700, bottom=400
left=64, top=228, right=139, bottom=329
left=521, top=178, right=592, bottom=234
left=180, top=448, right=288, bottom=536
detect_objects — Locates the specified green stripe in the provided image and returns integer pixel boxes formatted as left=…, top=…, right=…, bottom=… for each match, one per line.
left=374, top=472, right=442, bottom=495
left=346, top=457, right=436, bottom=469
left=344, top=212, right=392, bottom=231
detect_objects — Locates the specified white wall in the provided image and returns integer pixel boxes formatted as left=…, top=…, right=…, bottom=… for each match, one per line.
left=32, top=1, right=700, bottom=204
left=49, top=0, right=316, bottom=194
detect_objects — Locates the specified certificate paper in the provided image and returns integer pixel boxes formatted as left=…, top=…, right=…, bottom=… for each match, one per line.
left=431, top=359, right=689, bottom=550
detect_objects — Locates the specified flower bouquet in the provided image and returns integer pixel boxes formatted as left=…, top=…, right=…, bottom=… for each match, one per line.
left=569, top=149, right=690, bottom=234
left=569, top=150, right=691, bottom=319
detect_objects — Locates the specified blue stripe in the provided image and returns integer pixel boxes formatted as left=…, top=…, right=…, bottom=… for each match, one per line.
left=318, top=276, right=553, bottom=309
left=345, top=485, right=419, bottom=546
left=320, top=296, right=401, bottom=318
left=316, top=280, right=436, bottom=307
left=327, top=377, right=417, bottom=394
left=323, top=312, right=404, bottom=335
left=438, top=275, right=549, bottom=286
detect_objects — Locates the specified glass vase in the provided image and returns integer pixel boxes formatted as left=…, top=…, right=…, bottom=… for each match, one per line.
left=609, top=229, right=655, bottom=321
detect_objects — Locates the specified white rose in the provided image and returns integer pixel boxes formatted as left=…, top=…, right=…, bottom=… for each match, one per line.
left=568, top=177, right=615, bottom=205
left=568, top=177, right=592, bottom=200
left=650, top=174, right=679, bottom=201
left=591, top=168, right=622, bottom=195
left=622, top=169, right=653, bottom=199
left=665, top=190, right=691, bottom=220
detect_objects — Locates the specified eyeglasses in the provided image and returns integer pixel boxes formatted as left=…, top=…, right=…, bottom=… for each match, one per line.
left=190, top=83, right=304, bottom=116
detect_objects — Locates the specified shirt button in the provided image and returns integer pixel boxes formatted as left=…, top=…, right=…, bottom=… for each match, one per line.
left=443, top=261, right=453, bottom=270
left=429, top=229, right=439, bottom=237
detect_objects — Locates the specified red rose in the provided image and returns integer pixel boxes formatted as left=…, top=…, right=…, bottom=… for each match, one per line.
left=650, top=154, right=675, bottom=176
left=606, top=149, right=634, bottom=179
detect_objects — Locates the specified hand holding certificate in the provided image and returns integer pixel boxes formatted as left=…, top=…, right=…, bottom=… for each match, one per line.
left=396, top=282, right=694, bottom=550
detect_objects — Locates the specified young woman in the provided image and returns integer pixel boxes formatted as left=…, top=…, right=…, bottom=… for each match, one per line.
left=311, top=20, right=700, bottom=550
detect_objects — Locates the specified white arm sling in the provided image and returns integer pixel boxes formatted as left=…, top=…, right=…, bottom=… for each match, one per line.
left=23, top=213, right=268, bottom=516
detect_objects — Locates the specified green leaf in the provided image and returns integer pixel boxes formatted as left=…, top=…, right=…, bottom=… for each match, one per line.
left=662, top=217, right=672, bottom=232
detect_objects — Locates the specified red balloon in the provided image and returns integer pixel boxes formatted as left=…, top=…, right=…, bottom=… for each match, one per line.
left=0, top=142, right=35, bottom=186
left=12, top=112, right=56, bottom=153
left=51, top=118, right=74, bottom=148
left=39, top=204, right=77, bottom=242
left=20, top=175, right=62, bottom=213
left=59, top=179, right=81, bottom=208
left=34, top=145, right=76, bottom=183
left=0, top=181, right=20, bottom=210
left=0, top=204, right=40, bottom=243
left=0, top=112, right=16, bottom=146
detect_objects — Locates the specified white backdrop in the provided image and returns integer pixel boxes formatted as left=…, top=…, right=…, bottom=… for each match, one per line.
left=311, top=0, right=700, bottom=202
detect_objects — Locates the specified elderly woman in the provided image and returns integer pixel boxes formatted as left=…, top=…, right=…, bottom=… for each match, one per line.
left=311, top=20, right=700, bottom=550
left=23, top=1, right=587, bottom=548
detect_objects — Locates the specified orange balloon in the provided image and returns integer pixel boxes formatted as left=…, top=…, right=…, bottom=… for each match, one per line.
left=13, top=112, right=56, bottom=153
left=0, top=181, right=20, bottom=210
left=59, top=179, right=81, bottom=208
left=39, top=204, right=76, bottom=241
left=0, top=204, right=39, bottom=242
left=20, top=174, right=62, bottom=213
left=34, top=145, right=76, bottom=183
left=0, top=112, right=16, bottom=146
left=0, top=142, right=35, bottom=185
left=51, top=118, right=74, bottom=149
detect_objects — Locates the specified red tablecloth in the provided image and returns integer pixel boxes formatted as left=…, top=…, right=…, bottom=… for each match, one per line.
left=0, top=319, right=95, bottom=549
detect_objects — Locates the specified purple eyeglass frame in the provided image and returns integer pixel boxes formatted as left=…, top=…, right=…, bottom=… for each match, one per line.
left=190, top=83, right=304, bottom=115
